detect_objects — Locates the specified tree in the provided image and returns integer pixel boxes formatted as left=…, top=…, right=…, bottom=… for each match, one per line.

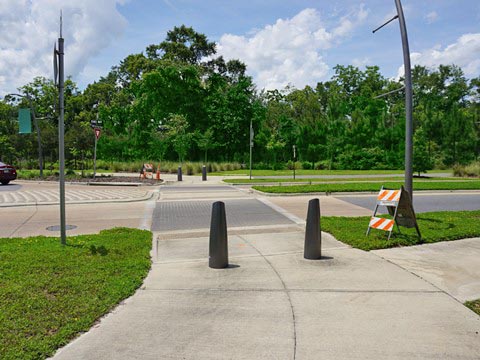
left=146, top=25, right=216, bottom=65
left=195, top=128, right=215, bottom=163
left=166, top=114, right=192, bottom=163
left=413, top=127, right=433, bottom=175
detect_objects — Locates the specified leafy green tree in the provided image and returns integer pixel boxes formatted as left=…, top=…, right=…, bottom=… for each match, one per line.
left=413, top=127, right=434, bottom=175
left=146, top=25, right=216, bottom=65
left=166, top=114, right=192, bottom=163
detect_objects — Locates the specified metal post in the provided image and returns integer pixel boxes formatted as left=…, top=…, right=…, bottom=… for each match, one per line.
left=58, top=30, right=66, bottom=245
left=293, top=145, right=296, bottom=180
left=93, top=130, right=98, bottom=179
left=372, top=0, right=414, bottom=200
left=202, top=165, right=207, bottom=181
left=395, top=0, right=413, bottom=200
left=249, top=120, right=253, bottom=180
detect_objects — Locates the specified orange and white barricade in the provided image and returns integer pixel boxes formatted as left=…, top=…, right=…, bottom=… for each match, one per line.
left=143, top=163, right=154, bottom=179
left=366, top=186, right=421, bottom=241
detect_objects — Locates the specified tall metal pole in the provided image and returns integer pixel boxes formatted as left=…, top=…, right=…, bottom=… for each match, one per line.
left=93, top=129, right=98, bottom=179
left=249, top=120, right=253, bottom=180
left=395, top=0, right=413, bottom=200
left=58, top=22, right=66, bottom=245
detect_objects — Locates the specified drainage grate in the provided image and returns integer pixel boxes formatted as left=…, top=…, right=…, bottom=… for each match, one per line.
left=46, top=225, right=78, bottom=231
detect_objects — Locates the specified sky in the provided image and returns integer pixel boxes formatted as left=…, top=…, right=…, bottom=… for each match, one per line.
left=0, top=0, right=479, bottom=96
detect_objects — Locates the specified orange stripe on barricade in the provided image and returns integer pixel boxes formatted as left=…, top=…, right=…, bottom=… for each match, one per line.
left=378, top=190, right=389, bottom=200
left=387, top=190, right=400, bottom=201
left=369, top=217, right=394, bottom=232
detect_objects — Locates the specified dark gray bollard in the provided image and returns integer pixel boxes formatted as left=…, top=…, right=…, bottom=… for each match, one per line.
left=177, top=166, right=182, bottom=181
left=209, top=201, right=229, bottom=268
left=304, top=198, right=322, bottom=259
left=202, top=165, right=207, bottom=181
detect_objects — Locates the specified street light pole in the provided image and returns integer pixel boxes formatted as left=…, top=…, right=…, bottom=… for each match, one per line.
left=373, top=0, right=413, bottom=200
left=395, top=0, right=414, bottom=200
left=57, top=17, right=66, bottom=245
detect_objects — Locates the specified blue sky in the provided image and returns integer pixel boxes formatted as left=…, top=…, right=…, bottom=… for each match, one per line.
left=0, top=0, right=479, bottom=95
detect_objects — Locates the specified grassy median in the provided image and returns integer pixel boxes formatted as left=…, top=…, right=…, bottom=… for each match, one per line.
left=0, top=228, right=152, bottom=360
left=253, top=180, right=480, bottom=193
left=224, top=177, right=475, bottom=184
left=322, top=210, right=480, bottom=251
left=212, top=169, right=451, bottom=176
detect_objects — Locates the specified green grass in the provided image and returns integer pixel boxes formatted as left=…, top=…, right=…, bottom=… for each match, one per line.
left=253, top=180, right=480, bottom=193
left=465, top=299, right=480, bottom=316
left=321, top=210, right=480, bottom=251
left=0, top=228, right=152, bottom=360
left=224, top=176, right=471, bottom=184
left=211, top=169, right=450, bottom=176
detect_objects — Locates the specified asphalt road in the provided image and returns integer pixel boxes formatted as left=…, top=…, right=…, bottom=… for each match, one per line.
left=335, top=191, right=480, bottom=213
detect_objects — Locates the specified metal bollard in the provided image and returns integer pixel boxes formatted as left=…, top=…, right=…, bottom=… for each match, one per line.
left=202, top=165, right=207, bottom=181
left=209, top=201, right=229, bottom=268
left=304, top=198, right=322, bottom=259
left=177, top=166, right=182, bottom=181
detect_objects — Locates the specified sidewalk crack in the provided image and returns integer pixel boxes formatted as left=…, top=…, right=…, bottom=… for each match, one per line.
left=238, top=234, right=297, bottom=360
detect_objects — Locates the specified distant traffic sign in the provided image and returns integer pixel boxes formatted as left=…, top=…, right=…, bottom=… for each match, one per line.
left=90, top=119, right=103, bottom=128
left=94, top=128, right=101, bottom=140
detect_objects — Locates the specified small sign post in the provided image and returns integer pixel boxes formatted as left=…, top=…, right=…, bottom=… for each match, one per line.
left=93, top=127, right=101, bottom=179
left=249, top=120, right=254, bottom=180
left=367, top=186, right=421, bottom=240
left=293, top=145, right=296, bottom=180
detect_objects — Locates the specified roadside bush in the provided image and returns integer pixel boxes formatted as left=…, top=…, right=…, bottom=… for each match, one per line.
left=302, top=161, right=313, bottom=170
left=314, top=160, right=329, bottom=170
left=453, top=162, right=480, bottom=177
left=185, top=163, right=194, bottom=175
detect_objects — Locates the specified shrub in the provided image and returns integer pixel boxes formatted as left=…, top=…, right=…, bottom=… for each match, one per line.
left=302, top=161, right=313, bottom=170
left=185, top=163, right=194, bottom=175
left=314, top=160, right=329, bottom=170
left=454, top=162, right=480, bottom=177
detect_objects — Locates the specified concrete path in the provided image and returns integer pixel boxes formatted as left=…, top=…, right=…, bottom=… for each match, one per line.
left=51, top=182, right=480, bottom=359
left=373, top=238, right=480, bottom=302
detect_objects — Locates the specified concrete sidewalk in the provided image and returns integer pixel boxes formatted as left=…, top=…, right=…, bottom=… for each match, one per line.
left=52, top=227, right=480, bottom=359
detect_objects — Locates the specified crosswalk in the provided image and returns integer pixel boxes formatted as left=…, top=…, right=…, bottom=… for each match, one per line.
left=0, top=188, right=151, bottom=206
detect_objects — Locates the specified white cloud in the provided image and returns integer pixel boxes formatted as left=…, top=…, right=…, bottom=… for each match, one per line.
left=397, top=33, right=480, bottom=78
left=352, top=57, right=370, bottom=68
left=216, top=7, right=369, bottom=91
left=425, top=11, right=438, bottom=24
left=0, top=0, right=127, bottom=96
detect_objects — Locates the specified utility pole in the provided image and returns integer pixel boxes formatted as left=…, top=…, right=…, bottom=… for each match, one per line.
left=373, top=0, right=413, bottom=199
left=54, top=13, right=66, bottom=245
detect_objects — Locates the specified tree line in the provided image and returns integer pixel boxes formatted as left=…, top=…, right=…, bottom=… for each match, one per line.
left=1, top=25, right=479, bottom=172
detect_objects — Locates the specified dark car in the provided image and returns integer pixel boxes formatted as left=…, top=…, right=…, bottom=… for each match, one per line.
left=0, top=162, right=17, bottom=185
